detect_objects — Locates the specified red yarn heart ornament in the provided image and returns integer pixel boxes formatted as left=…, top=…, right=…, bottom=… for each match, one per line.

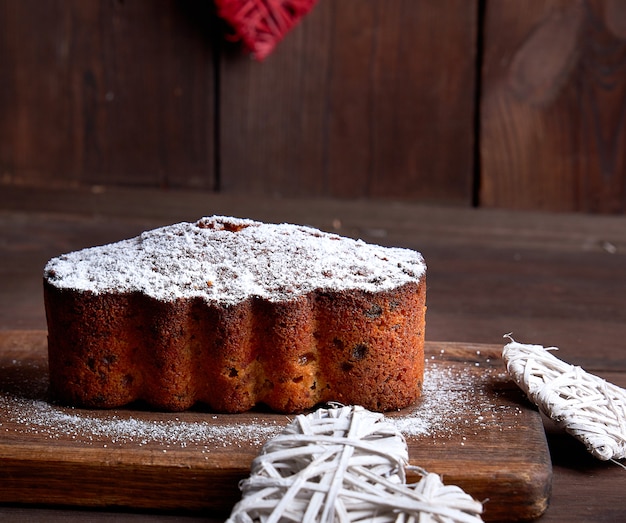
left=215, top=0, right=318, bottom=60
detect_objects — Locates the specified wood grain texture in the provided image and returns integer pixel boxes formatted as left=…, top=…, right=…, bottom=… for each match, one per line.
left=3, top=2, right=626, bottom=214
left=219, top=0, right=477, bottom=203
left=0, top=332, right=551, bottom=521
left=0, top=0, right=216, bottom=189
left=0, top=0, right=477, bottom=204
left=480, top=0, right=626, bottom=213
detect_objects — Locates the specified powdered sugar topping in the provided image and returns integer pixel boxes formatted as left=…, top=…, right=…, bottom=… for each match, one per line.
left=44, top=216, right=426, bottom=304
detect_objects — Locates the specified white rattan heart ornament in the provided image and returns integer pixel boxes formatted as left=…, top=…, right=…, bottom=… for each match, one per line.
left=503, top=335, right=626, bottom=463
left=227, top=405, right=483, bottom=523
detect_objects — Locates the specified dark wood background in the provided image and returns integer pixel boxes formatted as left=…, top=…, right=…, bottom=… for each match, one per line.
left=1, top=0, right=625, bottom=213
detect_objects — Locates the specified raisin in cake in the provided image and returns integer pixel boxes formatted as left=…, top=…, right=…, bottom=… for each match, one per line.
left=44, top=216, right=426, bottom=413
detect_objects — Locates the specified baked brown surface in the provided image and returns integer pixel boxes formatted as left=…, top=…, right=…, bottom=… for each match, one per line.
left=44, top=217, right=426, bottom=413
left=45, top=281, right=425, bottom=412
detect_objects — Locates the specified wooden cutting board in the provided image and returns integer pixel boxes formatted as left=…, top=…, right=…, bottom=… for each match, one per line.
left=0, top=331, right=551, bottom=521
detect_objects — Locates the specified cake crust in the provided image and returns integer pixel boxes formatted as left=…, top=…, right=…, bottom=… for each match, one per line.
left=44, top=217, right=426, bottom=413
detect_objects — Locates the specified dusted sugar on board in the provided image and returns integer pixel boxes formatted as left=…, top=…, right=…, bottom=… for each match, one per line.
left=44, top=216, right=427, bottom=413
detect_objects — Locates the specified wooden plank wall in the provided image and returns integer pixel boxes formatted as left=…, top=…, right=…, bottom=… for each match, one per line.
left=1, top=0, right=625, bottom=213
left=481, top=0, right=626, bottom=213
left=0, top=0, right=217, bottom=190
left=219, top=1, right=476, bottom=203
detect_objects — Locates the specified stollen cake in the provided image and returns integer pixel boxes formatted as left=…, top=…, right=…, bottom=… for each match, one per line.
left=44, top=216, right=426, bottom=413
